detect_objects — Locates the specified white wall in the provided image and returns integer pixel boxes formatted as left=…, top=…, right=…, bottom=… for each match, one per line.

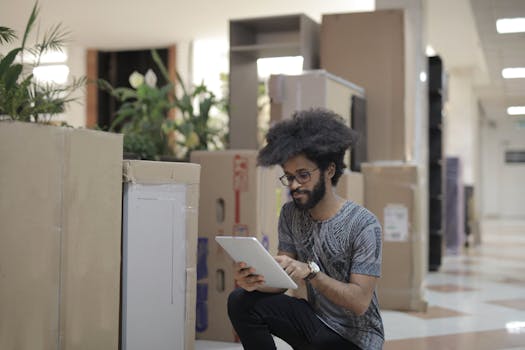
left=480, top=114, right=525, bottom=219
left=444, top=68, right=479, bottom=186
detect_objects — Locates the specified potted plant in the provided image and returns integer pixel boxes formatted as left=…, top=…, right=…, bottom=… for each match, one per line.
left=0, top=2, right=85, bottom=123
left=98, top=50, right=227, bottom=161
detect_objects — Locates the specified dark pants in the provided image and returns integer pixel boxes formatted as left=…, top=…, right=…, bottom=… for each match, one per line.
left=227, top=288, right=361, bottom=350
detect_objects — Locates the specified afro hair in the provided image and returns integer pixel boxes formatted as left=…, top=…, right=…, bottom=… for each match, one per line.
left=258, top=108, right=358, bottom=185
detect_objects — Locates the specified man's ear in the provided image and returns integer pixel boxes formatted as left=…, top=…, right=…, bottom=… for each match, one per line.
left=327, top=162, right=336, bottom=179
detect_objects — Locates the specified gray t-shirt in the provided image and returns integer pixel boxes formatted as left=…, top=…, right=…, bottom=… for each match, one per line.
left=278, top=200, right=384, bottom=350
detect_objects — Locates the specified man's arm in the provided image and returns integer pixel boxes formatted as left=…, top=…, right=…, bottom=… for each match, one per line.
left=275, top=255, right=377, bottom=316
left=310, top=272, right=377, bottom=316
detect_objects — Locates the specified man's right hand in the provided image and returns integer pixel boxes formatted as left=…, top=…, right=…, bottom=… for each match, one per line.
left=233, top=261, right=265, bottom=291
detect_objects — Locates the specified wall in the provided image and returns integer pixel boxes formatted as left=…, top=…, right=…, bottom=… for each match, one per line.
left=444, top=68, right=479, bottom=186
left=480, top=113, right=525, bottom=219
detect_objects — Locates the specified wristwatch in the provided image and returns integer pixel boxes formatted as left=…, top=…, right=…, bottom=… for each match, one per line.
left=304, top=261, right=320, bottom=281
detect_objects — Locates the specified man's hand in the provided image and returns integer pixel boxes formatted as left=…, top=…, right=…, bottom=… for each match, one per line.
left=233, top=261, right=265, bottom=292
left=274, top=255, right=310, bottom=281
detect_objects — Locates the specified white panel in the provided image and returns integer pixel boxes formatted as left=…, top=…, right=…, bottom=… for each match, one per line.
left=122, top=183, right=187, bottom=350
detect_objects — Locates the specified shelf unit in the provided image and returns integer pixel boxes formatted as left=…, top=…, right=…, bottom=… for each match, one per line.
left=229, top=14, right=319, bottom=149
left=428, top=56, right=445, bottom=271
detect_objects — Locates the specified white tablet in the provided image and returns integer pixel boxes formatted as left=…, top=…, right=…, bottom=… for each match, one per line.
left=215, top=236, right=298, bottom=290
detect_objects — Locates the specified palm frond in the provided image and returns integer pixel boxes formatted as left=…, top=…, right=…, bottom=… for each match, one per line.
left=21, top=2, right=39, bottom=51
left=0, top=27, right=17, bottom=45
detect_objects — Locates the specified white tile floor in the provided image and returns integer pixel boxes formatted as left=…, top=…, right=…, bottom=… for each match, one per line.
left=196, top=219, right=525, bottom=349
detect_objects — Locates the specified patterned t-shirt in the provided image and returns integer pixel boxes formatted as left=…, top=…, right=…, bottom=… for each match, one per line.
left=278, top=200, right=384, bottom=350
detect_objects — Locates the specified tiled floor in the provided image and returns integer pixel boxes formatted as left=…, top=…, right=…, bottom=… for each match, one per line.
left=196, top=219, right=525, bottom=349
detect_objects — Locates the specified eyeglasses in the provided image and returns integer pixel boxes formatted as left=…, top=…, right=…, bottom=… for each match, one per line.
left=279, top=168, right=319, bottom=186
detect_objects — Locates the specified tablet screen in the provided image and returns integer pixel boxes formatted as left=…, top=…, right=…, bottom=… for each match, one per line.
left=215, top=236, right=298, bottom=290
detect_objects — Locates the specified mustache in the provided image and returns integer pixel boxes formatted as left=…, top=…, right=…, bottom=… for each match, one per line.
left=291, top=189, right=310, bottom=196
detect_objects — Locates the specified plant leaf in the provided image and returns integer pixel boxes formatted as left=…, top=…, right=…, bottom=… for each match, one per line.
left=21, top=2, right=39, bottom=52
left=0, top=26, right=17, bottom=45
left=0, top=48, right=22, bottom=78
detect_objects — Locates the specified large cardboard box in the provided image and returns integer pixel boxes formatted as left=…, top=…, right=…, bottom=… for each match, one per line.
left=190, top=150, right=283, bottom=342
left=321, top=10, right=407, bottom=162
left=268, top=70, right=364, bottom=125
left=121, top=160, right=200, bottom=350
left=335, top=170, right=364, bottom=205
left=268, top=70, right=367, bottom=171
left=0, top=121, right=123, bottom=350
left=362, top=163, right=427, bottom=312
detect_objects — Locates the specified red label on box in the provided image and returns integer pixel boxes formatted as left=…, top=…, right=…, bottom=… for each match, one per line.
left=232, top=155, right=249, bottom=192
left=233, top=155, right=249, bottom=223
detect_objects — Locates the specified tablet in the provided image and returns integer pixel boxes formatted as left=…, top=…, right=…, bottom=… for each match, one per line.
left=215, top=236, right=298, bottom=290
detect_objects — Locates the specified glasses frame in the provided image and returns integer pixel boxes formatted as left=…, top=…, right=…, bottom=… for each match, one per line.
left=279, top=168, right=319, bottom=187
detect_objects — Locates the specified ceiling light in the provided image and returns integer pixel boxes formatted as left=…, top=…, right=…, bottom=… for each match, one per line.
left=502, top=67, right=525, bottom=79
left=506, top=321, right=525, bottom=334
left=507, top=106, right=525, bottom=116
left=425, top=45, right=436, bottom=56
left=496, top=17, right=525, bottom=33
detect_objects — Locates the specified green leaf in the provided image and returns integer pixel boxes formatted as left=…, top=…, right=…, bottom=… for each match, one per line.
left=4, top=64, right=23, bottom=90
left=151, top=49, right=171, bottom=82
left=0, top=26, right=17, bottom=45
left=0, top=48, right=22, bottom=78
left=21, top=2, right=39, bottom=51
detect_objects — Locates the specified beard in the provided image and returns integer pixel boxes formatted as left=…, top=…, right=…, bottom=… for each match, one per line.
left=291, top=172, right=326, bottom=210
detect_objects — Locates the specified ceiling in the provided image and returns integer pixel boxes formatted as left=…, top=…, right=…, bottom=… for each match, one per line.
left=1, top=0, right=523, bottom=123
left=469, top=0, right=525, bottom=122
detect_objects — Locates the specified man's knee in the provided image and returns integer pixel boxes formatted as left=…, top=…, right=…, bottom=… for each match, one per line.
left=227, top=288, right=249, bottom=319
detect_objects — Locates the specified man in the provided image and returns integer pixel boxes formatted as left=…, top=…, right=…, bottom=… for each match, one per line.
left=227, top=108, right=384, bottom=350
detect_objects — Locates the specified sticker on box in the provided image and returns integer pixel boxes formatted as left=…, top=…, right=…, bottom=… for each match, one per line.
left=383, top=204, right=409, bottom=241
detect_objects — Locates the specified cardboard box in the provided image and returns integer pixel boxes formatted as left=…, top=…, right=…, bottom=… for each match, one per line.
left=121, top=160, right=200, bottom=350
left=268, top=70, right=366, bottom=170
left=362, top=163, right=427, bottom=312
left=0, top=121, right=123, bottom=350
left=190, top=150, right=283, bottom=342
left=321, top=10, right=407, bottom=162
left=268, top=70, right=364, bottom=126
left=334, top=170, right=364, bottom=205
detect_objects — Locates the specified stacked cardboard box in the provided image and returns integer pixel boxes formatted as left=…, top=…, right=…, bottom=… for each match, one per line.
left=362, top=163, right=427, bottom=312
left=0, top=122, right=122, bottom=350
left=190, top=150, right=283, bottom=342
left=121, top=160, right=200, bottom=350
left=268, top=70, right=364, bottom=126
left=268, top=70, right=367, bottom=171
left=335, top=170, right=364, bottom=205
left=321, top=10, right=408, bottom=162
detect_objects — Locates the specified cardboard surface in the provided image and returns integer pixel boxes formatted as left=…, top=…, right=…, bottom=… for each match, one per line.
left=269, top=70, right=364, bottom=125
left=121, top=160, right=200, bottom=350
left=334, top=170, right=364, bottom=205
left=321, top=10, right=406, bottom=162
left=190, top=150, right=282, bottom=342
left=0, top=121, right=123, bottom=350
left=268, top=70, right=365, bottom=170
left=362, top=163, right=427, bottom=312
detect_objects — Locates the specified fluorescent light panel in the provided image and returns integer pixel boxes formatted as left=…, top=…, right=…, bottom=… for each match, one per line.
left=507, top=106, right=525, bottom=116
left=502, top=67, right=525, bottom=79
left=496, top=17, right=525, bottom=33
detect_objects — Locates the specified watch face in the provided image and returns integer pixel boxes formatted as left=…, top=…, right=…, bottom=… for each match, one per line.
left=309, top=261, right=320, bottom=273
